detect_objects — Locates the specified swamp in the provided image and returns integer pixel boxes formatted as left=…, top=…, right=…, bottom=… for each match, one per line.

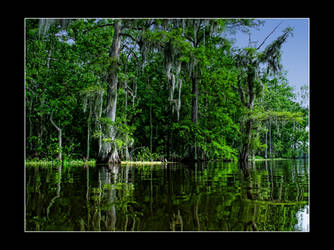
left=25, top=160, right=309, bottom=231
left=25, top=18, right=309, bottom=232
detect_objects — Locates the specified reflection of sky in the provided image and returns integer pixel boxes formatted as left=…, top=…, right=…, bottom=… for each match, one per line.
left=294, top=205, right=309, bottom=232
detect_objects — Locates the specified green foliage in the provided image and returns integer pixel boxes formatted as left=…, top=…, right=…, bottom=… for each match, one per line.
left=135, top=147, right=161, bottom=161
left=250, top=73, right=309, bottom=158
left=25, top=159, right=96, bottom=167
left=25, top=18, right=308, bottom=164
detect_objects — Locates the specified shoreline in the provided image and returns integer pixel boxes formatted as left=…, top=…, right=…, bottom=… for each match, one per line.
left=25, top=157, right=306, bottom=167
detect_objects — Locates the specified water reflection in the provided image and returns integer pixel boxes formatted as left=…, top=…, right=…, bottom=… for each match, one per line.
left=25, top=160, right=309, bottom=231
left=294, top=205, right=309, bottom=232
left=46, top=165, right=62, bottom=219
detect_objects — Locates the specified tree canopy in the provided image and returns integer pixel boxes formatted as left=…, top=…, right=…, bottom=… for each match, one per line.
left=25, top=18, right=309, bottom=165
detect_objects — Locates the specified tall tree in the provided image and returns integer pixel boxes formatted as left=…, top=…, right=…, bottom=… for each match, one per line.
left=25, top=18, right=308, bottom=167
left=98, top=20, right=122, bottom=163
left=234, top=26, right=293, bottom=165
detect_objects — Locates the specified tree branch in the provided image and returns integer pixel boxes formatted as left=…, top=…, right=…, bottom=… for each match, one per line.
left=183, top=31, right=194, bottom=44
left=83, top=23, right=114, bottom=34
left=127, top=86, right=136, bottom=98
left=121, top=44, right=138, bottom=60
left=50, top=111, right=61, bottom=132
left=256, top=21, right=283, bottom=50
left=120, top=32, right=137, bottom=43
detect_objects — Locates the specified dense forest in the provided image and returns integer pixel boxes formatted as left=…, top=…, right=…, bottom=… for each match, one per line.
left=25, top=18, right=309, bottom=166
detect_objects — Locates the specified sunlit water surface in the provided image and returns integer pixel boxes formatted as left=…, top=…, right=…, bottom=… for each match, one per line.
left=25, top=159, right=309, bottom=231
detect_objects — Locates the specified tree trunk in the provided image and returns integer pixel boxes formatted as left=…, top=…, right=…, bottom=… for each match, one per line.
left=293, top=121, right=296, bottom=158
left=86, top=103, right=92, bottom=160
left=191, top=75, right=198, bottom=124
left=166, top=120, right=170, bottom=161
left=239, top=73, right=254, bottom=165
left=238, top=67, right=255, bottom=167
left=124, top=80, right=130, bottom=161
left=239, top=118, right=252, bottom=166
left=47, top=165, right=62, bottom=218
left=86, top=121, right=90, bottom=160
left=98, top=20, right=122, bottom=164
left=150, top=104, right=153, bottom=155
left=265, top=122, right=268, bottom=159
left=269, top=120, right=272, bottom=159
left=191, top=73, right=198, bottom=161
left=50, top=112, right=62, bottom=162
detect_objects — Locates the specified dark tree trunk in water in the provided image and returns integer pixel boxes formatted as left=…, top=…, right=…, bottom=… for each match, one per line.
left=241, top=166, right=253, bottom=199
left=236, top=28, right=292, bottom=168
left=98, top=20, right=122, bottom=164
left=239, top=117, right=252, bottom=167
left=238, top=67, right=255, bottom=167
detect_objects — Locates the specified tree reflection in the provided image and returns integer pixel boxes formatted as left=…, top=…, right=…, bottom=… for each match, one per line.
left=235, top=160, right=309, bottom=231
left=25, top=160, right=309, bottom=231
left=82, top=164, right=140, bottom=231
left=240, top=164, right=258, bottom=230
left=101, top=164, right=117, bottom=231
left=240, top=163, right=254, bottom=200
left=170, top=209, right=183, bottom=231
left=46, top=165, right=62, bottom=219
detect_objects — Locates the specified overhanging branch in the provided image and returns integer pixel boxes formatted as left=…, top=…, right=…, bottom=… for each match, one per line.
left=256, top=21, right=283, bottom=50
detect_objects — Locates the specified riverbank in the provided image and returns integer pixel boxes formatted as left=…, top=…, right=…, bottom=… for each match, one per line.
left=25, top=159, right=96, bottom=167
left=248, top=157, right=308, bottom=162
left=25, top=157, right=302, bottom=167
left=25, top=159, right=168, bottom=167
left=120, top=161, right=170, bottom=165
left=249, top=157, right=290, bottom=162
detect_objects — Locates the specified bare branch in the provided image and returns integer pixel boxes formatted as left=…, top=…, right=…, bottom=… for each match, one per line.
left=256, top=21, right=283, bottom=50
left=50, top=111, right=61, bottom=132
left=127, top=86, right=136, bottom=98
left=120, top=32, right=137, bottom=43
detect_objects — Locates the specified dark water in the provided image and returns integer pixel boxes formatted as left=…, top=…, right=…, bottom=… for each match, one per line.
left=25, top=160, right=309, bottom=232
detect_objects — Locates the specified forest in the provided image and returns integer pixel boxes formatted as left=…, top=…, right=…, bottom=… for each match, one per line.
left=25, top=18, right=309, bottom=167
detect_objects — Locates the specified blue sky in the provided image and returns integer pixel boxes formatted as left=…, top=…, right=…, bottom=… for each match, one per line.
left=228, top=18, right=309, bottom=101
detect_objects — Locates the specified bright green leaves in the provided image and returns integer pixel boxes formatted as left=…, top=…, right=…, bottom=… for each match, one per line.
left=250, top=110, right=304, bottom=124
left=171, top=119, right=238, bottom=161
left=244, top=47, right=257, bottom=59
left=248, top=70, right=309, bottom=159
left=25, top=18, right=308, bottom=162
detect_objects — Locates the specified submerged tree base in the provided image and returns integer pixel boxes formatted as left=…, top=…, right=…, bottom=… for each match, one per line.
left=96, top=158, right=121, bottom=165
